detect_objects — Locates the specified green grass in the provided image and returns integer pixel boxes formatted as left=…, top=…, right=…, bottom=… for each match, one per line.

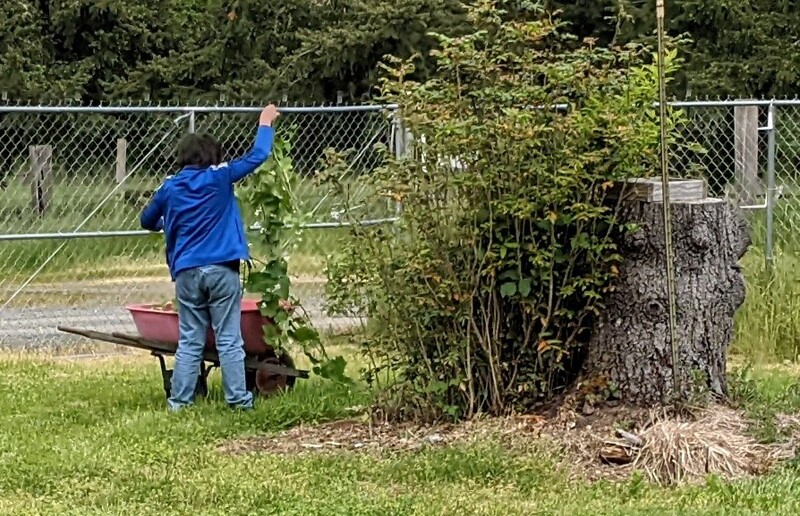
left=733, top=250, right=800, bottom=362
left=0, top=176, right=365, bottom=282
left=0, top=352, right=800, bottom=515
left=728, top=362, right=800, bottom=443
left=722, top=202, right=800, bottom=362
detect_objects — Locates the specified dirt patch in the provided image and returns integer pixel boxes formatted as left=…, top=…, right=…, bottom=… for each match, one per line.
left=217, top=404, right=798, bottom=485
left=217, top=414, right=547, bottom=456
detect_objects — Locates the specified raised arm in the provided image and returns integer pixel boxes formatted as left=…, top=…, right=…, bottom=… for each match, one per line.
left=222, top=105, right=281, bottom=183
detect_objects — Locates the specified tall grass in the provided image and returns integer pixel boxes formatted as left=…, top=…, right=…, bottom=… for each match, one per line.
left=733, top=252, right=800, bottom=362
left=733, top=201, right=800, bottom=362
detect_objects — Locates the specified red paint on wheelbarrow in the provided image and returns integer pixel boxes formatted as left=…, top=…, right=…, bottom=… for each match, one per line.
left=125, top=299, right=272, bottom=355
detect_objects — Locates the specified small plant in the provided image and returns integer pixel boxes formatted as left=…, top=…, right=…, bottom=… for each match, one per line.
left=239, top=129, right=349, bottom=384
left=686, top=369, right=712, bottom=407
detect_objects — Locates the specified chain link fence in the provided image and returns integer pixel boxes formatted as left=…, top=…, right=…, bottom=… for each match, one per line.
left=2, top=99, right=799, bottom=349
left=669, top=100, right=800, bottom=269
left=0, top=104, right=399, bottom=348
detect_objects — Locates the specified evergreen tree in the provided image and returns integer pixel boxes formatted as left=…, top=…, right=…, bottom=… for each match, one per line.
left=1, top=0, right=798, bottom=102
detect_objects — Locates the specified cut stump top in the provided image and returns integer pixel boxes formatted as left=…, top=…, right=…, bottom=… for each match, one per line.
left=609, top=178, right=708, bottom=204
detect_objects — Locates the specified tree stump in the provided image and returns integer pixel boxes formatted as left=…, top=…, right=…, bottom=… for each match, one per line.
left=583, top=184, right=751, bottom=406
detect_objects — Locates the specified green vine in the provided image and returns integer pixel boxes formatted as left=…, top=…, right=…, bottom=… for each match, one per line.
left=238, top=129, right=349, bottom=384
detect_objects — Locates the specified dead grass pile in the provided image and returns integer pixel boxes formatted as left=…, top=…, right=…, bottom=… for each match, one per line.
left=598, top=405, right=797, bottom=485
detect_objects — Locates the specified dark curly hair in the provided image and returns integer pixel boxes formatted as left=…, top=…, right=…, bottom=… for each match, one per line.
left=175, top=132, right=222, bottom=169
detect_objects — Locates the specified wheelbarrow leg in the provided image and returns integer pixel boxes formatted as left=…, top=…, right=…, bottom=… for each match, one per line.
left=195, top=362, right=212, bottom=398
left=155, top=354, right=215, bottom=401
left=155, top=353, right=172, bottom=401
left=245, top=365, right=257, bottom=393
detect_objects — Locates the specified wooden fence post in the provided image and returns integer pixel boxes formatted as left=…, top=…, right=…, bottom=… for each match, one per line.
left=116, top=138, right=127, bottom=184
left=28, top=145, right=52, bottom=216
left=733, top=105, right=762, bottom=205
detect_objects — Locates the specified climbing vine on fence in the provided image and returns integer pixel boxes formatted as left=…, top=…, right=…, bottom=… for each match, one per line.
left=239, top=131, right=349, bottom=384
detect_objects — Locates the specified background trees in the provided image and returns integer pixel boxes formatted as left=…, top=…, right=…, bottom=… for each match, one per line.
left=1, top=0, right=797, bottom=104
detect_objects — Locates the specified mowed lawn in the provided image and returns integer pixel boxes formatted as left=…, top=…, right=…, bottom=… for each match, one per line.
left=1, top=351, right=800, bottom=515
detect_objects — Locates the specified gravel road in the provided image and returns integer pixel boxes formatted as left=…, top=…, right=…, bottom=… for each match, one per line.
left=0, top=278, right=360, bottom=349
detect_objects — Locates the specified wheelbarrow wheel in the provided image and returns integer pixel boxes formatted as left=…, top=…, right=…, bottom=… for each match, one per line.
left=246, top=354, right=297, bottom=397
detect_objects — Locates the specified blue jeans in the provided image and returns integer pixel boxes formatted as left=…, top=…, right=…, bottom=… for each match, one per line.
left=169, top=264, right=254, bottom=411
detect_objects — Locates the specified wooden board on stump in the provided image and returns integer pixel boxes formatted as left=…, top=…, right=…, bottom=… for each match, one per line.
left=606, top=177, right=707, bottom=203
left=583, top=177, right=751, bottom=405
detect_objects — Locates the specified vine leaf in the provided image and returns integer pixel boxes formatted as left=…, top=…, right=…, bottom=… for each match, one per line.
left=313, top=356, right=351, bottom=385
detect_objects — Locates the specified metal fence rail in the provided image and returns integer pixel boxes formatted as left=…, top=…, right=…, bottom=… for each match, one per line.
left=1, top=99, right=799, bottom=348
left=0, top=104, right=399, bottom=347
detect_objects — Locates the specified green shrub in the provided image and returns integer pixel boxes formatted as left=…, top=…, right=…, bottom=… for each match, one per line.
left=324, top=1, right=685, bottom=421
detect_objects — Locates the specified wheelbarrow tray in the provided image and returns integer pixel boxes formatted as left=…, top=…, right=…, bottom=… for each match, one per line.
left=57, top=326, right=309, bottom=399
left=126, top=298, right=274, bottom=356
left=57, top=326, right=307, bottom=378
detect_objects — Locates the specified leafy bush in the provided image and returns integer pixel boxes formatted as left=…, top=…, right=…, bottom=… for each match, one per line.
left=323, top=1, right=684, bottom=421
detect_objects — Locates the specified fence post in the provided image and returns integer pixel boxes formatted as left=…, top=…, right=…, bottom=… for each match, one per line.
left=188, top=110, right=196, bottom=133
left=734, top=105, right=762, bottom=205
left=765, top=103, right=777, bottom=271
left=115, top=138, right=127, bottom=184
left=28, top=145, right=52, bottom=216
left=392, top=111, right=405, bottom=160
left=392, top=110, right=409, bottom=215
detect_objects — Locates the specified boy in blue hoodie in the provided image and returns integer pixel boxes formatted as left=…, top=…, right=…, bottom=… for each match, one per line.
left=140, top=105, right=280, bottom=411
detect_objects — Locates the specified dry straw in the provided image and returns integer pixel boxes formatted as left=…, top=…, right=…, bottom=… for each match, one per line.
left=629, top=406, right=796, bottom=485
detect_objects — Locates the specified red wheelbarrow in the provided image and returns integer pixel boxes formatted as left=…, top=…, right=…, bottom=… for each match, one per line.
left=58, top=298, right=308, bottom=400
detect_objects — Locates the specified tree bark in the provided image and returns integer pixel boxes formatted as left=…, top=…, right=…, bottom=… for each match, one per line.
left=583, top=197, right=751, bottom=405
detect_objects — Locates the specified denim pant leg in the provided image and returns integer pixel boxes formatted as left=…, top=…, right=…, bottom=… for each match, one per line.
left=205, top=265, right=253, bottom=409
left=169, top=268, right=210, bottom=411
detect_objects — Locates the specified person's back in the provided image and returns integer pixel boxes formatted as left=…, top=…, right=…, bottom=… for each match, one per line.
left=140, top=105, right=280, bottom=412
left=156, top=163, right=250, bottom=277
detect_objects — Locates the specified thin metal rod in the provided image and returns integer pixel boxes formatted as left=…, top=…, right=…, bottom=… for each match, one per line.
left=0, top=218, right=400, bottom=242
left=664, top=100, right=800, bottom=108
left=0, top=104, right=398, bottom=114
left=302, top=218, right=398, bottom=229
left=1, top=100, right=799, bottom=115
left=0, top=230, right=154, bottom=241
left=392, top=112, right=406, bottom=216
left=656, top=0, right=682, bottom=405
left=740, top=203, right=767, bottom=210
left=765, top=103, right=777, bottom=270
left=0, top=103, right=570, bottom=115
left=253, top=217, right=399, bottom=231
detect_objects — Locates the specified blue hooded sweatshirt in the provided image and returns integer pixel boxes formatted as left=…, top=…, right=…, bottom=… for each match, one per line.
left=140, top=125, right=274, bottom=280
